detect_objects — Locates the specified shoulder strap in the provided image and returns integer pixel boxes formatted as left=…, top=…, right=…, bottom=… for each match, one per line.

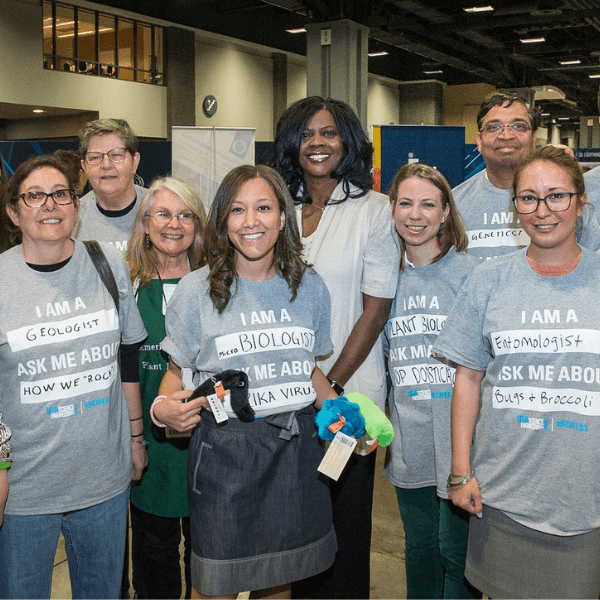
left=82, top=240, right=120, bottom=313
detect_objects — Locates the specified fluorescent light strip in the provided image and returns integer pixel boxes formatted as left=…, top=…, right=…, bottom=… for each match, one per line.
left=423, top=70, right=443, bottom=74
left=463, top=6, right=494, bottom=12
left=520, top=37, right=545, bottom=43
left=368, top=51, right=388, bottom=57
left=286, top=28, right=306, bottom=33
left=559, top=60, right=581, bottom=65
left=590, top=74, right=600, bottom=78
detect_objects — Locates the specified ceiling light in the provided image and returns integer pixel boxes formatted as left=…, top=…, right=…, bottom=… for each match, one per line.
left=463, top=6, right=494, bottom=12
left=559, top=60, right=581, bottom=65
left=368, top=51, right=388, bottom=57
left=32, top=109, right=45, bottom=114
left=520, top=37, right=545, bottom=43
left=286, top=28, right=306, bottom=34
left=541, top=112, right=550, bottom=116
left=589, top=74, right=600, bottom=78
left=557, top=117, right=569, bottom=121
left=424, top=70, right=443, bottom=74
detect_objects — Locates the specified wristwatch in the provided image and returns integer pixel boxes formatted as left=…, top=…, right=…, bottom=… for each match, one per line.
left=327, top=377, right=344, bottom=396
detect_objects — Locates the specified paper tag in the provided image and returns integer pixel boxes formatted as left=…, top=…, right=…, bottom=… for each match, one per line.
left=328, top=414, right=346, bottom=434
left=206, top=392, right=228, bottom=423
left=214, top=380, right=225, bottom=399
left=165, top=427, right=192, bottom=438
left=366, top=436, right=379, bottom=452
left=317, top=432, right=357, bottom=480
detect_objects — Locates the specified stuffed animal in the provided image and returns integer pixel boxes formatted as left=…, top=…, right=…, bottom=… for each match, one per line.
left=315, top=394, right=394, bottom=447
left=315, top=397, right=366, bottom=441
left=188, top=370, right=255, bottom=423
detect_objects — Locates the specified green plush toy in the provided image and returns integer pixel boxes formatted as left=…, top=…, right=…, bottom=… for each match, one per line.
left=345, top=392, right=394, bottom=447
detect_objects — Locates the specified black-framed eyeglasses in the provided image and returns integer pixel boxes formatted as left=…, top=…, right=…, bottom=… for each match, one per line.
left=19, top=189, right=76, bottom=208
left=512, top=192, right=577, bottom=214
left=148, top=211, right=197, bottom=225
left=84, top=148, right=128, bottom=165
left=480, top=123, right=532, bottom=135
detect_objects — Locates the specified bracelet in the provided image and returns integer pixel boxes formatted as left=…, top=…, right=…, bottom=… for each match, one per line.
left=150, top=395, right=167, bottom=428
left=130, top=416, right=143, bottom=422
left=446, top=471, right=475, bottom=489
left=131, top=439, right=148, bottom=448
left=131, top=432, right=144, bottom=438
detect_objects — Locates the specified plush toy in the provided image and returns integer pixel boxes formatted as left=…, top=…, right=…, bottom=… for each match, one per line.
left=315, top=393, right=394, bottom=447
left=315, top=397, right=366, bottom=441
left=346, top=392, right=394, bottom=446
left=188, top=370, right=255, bottom=422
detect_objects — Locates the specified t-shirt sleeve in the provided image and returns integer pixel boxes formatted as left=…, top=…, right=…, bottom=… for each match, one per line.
left=432, top=271, right=492, bottom=372
left=578, top=203, right=600, bottom=251
left=361, top=196, right=400, bottom=299
left=101, top=243, right=147, bottom=345
left=161, top=276, right=203, bottom=370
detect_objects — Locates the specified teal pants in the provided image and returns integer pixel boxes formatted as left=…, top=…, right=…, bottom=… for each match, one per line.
left=395, top=486, right=480, bottom=599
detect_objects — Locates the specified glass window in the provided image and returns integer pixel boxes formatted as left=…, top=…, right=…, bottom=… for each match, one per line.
left=42, top=1, right=164, bottom=85
left=43, top=1, right=54, bottom=68
left=118, top=17, right=134, bottom=76
left=77, top=8, right=96, bottom=73
left=55, top=3, right=74, bottom=62
left=99, top=13, right=116, bottom=76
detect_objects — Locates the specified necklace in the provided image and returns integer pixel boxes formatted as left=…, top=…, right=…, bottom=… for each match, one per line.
left=305, top=200, right=327, bottom=213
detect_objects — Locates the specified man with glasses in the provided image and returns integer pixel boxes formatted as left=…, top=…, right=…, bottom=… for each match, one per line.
left=453, top=93, right=600, bottom=259
left=75, top=119, right=145, bottom=252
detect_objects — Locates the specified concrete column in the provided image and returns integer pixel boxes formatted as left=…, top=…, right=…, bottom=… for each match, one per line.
left=272, top=52, right=288, bottom=136
left=305, top=19, right=369, bottom=130
left=165, top=27, right=195, bottom=141
left=398, top=80, right=444, bottom=125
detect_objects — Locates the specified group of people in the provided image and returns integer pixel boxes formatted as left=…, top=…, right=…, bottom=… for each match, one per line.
left=0, top=91, right=599, bottom=600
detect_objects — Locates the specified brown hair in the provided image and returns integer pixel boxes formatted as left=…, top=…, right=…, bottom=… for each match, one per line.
left=388, top=163, right=467, bottom=271
left=0, top=155, right=79, bottom=250
left=205, top=164, right=306, bottom=313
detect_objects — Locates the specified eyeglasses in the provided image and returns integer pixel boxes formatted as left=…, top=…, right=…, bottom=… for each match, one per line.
left=480, top=123, right=532, bottom=135
left=19, top=189, right=76, bottom=208
left=84, top=148, right=128, bottom=165
left=148, top=211, right=197, bottom=225
left=512, top=192, right=577, bottom=214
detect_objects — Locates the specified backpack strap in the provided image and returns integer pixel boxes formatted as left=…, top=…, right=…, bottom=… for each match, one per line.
left=82, top=240, right=120, bottom=313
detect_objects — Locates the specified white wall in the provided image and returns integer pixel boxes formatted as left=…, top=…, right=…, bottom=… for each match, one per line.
left=195, top=41, right=275, bottom=141
left=367, top=76, right=400, bottom=138
left=1, top=0, right=167, bottom=139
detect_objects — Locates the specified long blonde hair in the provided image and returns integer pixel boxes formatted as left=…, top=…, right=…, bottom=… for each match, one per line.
left=126, top=177, right=207, bottom=287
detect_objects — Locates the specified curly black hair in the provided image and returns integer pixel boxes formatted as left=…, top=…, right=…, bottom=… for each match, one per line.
left=274, top=96, right=374, bottom=204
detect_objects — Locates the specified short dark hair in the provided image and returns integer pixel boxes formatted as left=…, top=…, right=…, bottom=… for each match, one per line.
left=79, top=118, right=139, bottom=157
left=0, top=155, right=80, bottom=250
left=274, top=96, right=374, bottom=203
left=477, top=93, right=541, bottom=132
left=204, top=164, right=306, bottom=313
left=2, top=155, right=79, bottom=214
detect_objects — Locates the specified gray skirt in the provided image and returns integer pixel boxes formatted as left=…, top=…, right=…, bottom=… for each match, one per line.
left=187, top=407, right=337, bottom=596
left=466, top=505, right=600, bottom=599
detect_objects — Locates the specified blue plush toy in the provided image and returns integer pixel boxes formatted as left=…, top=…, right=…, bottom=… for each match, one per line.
left=315, top=396, right=366, bottom=441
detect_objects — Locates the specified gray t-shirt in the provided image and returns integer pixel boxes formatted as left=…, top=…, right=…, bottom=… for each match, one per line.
left=433, top=247, right=600, bottom=535
left=162, top=266, right=333, bottom=417
left=0, top=241, right=146, bottom=515
left=453, top=169, right=600, bottom=260
left=74, top=185, right=146, bottom=253
left=584, top=165, right=600, bottom=210
left=383, top=249, right=477, bottom=498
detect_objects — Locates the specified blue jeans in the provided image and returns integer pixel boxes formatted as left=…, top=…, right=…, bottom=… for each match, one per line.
left=395, top=486, right=480, bottom=599
left=0, top=488, right=129, bottom=600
